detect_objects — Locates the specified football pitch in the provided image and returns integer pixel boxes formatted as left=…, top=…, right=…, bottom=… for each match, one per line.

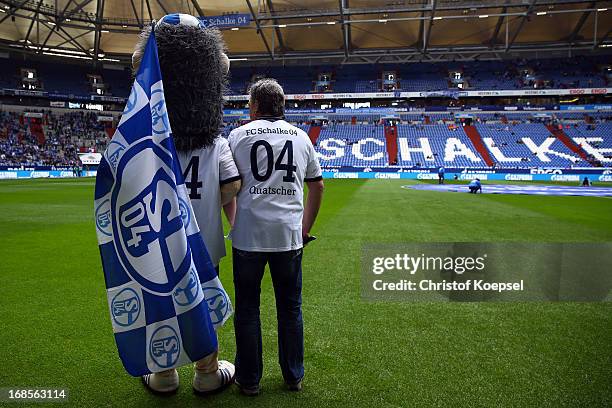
left=0, top=178, right=611, bottom=407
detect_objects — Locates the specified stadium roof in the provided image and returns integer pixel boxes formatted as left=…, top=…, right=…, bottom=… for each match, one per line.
left=0, top=0, right=611, bottom=65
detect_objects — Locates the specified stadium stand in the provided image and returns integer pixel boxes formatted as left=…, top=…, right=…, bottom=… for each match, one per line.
left=563, top=123, right=612, bottom=165
left=476, top=123, right=589, bottom=168
left=0, top=58, right=131, bottom=98
left=393, top=124, right=486, bottom=168
left=0, top=110, right=108, bottom=166
left=1, top=55, right=608, bottom=98
left=227, top=56, right=609, bottom=94
left=2, top=108, right=611, bottom=168
left=315, top=124, right=387, bottom=167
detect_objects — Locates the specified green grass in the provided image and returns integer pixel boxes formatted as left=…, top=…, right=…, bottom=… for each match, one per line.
left=0, top=178, right=611, bottom=407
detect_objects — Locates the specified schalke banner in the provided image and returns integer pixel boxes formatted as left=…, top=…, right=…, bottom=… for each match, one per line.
left=198, top=13, right=251, bottom=28
left=94, top=25, right=232, bottom=376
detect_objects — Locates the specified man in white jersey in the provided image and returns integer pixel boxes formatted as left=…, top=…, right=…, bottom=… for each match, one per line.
left=228, top=79, right=324, bottom=396
left=131, top=14, right=239, bottom=396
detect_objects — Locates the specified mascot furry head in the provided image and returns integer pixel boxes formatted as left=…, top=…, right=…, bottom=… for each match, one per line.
left=132, top=13, right=230, bottom=151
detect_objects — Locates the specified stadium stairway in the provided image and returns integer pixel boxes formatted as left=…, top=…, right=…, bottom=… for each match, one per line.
left=463, top=125, right=495, bottom=166
left=308, top=124, right=322, bottom=145
left=28, top=119, right=46, bottom=145
left=545, top=125, right=591, bottom=164
left=384, top=125, right=398, bottom=165
left=105, top=127, right=115, bottom=138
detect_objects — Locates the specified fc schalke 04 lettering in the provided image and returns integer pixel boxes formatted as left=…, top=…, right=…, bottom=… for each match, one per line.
left=245, top=127, right=298, bottom=137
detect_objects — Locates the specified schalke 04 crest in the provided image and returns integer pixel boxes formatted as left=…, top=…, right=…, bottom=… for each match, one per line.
left=111, top=138, right=192, bottom=295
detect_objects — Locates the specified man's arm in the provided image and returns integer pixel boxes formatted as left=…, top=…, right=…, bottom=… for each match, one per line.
left=220, top=180, right=241, bottom=206
left=223, top=196, right=237, bottom=227
left=218, top=136, right=241, bottom=219
left=302, top=179, right=324, bottom=240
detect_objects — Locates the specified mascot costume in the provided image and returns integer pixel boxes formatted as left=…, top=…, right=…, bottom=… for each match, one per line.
left=135, top=13, right=235, bottom=394
left=94, top=13, right=236, bottom=396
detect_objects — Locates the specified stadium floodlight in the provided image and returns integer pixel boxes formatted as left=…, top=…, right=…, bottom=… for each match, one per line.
left=49, top=48, right=87, bottom=56
left=42, top=51, right=92, bottom=60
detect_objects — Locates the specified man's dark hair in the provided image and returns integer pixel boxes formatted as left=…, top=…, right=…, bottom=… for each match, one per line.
left=132, top=23, right=228, bottom=151
left=249, top=79, right=285, bottom=118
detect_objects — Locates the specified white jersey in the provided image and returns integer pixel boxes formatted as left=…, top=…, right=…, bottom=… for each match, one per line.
left=228, top=118, right=322, bottom=252
left=178, top=137, right=240, bottom=266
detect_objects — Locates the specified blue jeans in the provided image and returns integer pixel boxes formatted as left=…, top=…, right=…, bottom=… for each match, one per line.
left=232, top=248, right=304, bottom=387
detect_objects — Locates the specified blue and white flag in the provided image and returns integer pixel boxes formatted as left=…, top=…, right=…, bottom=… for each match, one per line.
left=94, top=25, right=232, bottom=377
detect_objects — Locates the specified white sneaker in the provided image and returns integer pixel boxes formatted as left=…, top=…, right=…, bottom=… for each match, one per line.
left=141, top=369, right=179, bottom=394
left=193, top=360, right=235, bottom=395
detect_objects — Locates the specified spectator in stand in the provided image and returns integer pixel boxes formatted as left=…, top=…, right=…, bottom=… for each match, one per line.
left=0, top=110, right=110, bottom=166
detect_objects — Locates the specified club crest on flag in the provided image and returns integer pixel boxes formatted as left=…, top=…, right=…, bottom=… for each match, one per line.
left=173, top=269, right=200, bottom=306
left=113, top=142, right=188, bottom=294
left=95, top=199, right=112, bottom=237
left=202, top=286, right=231, bottom=325
left=150, top=87, right=170, bottom=135
left=94, top=23, right=232, bottom=376
left=105, top=141, right=126, bottom=172
left=149, top=325, right=180, bottom=368
left=111, top=288, right=141, bottom=327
